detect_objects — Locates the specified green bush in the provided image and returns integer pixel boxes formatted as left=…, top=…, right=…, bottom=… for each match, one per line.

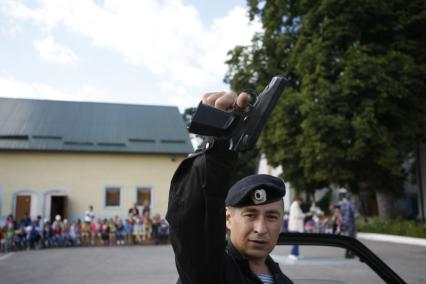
left=357, top=217, right=426, bottom=238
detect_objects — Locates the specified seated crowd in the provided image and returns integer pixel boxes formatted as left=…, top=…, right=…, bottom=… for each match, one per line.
left=0, top=208, right=169, bottom=252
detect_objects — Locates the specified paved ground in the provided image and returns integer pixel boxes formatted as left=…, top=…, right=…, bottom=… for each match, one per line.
left=0, top=239, right=425, bottom=284
left=270, top=239, right=426, bottom=284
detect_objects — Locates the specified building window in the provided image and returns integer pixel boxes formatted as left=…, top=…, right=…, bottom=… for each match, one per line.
left=105, top=187, right=121, bottom=207
left=136, top=187, right=151, bottom=207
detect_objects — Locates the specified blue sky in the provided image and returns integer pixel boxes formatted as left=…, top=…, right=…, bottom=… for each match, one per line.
left=0, top=0, right=261, bottom=111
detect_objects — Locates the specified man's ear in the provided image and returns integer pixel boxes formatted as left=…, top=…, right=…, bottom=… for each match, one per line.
left=225, top=207, right=232, bottom=230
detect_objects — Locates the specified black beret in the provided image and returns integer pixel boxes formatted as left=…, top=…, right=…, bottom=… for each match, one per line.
left=225, top=174, right=286, bottom=207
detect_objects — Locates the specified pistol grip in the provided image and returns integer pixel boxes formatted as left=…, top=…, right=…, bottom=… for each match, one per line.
left=188, top=102, right=237, bottom=137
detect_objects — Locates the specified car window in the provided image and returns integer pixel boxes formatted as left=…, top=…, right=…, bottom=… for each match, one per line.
left=271, top=245, right=386, bottom=284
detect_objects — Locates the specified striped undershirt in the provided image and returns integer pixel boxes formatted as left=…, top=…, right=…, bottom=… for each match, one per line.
left=257, top=274, right=274, bottom=284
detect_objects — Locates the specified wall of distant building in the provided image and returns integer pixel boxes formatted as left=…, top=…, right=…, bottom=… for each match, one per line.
left=0, top=151, right=185, bottom=223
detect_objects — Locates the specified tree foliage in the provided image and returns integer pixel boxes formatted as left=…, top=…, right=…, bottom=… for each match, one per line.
left=225, top=0, right=426, bottom=196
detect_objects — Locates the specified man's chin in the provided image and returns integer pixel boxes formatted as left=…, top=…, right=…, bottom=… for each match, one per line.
left=245, top=246, right=271, bottom=260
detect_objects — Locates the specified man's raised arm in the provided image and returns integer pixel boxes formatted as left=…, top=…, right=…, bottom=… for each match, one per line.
left=166, top=92, right=248, bottom=284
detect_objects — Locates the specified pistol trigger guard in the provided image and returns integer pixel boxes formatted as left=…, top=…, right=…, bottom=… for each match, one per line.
left=240, top=89, right=258, bottom=107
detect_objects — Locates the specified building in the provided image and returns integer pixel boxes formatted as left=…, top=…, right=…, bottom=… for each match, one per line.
left=0, top=98, right=193, bottom=223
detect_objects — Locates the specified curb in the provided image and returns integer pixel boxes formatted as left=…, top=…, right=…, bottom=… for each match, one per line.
left=358, top=232, right=426, bottom=247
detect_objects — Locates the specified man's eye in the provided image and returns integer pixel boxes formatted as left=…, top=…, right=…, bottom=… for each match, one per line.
left=267, top=215, right=279, bottom=220
left=244, top=214, right=255, bottom=218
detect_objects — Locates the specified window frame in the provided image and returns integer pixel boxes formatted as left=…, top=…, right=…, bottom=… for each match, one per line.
left=134, top=185, right=156, bottom=210
left=103, top=185, right=123, bottom=210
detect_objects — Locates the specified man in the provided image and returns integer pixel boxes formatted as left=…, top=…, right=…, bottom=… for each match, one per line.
left=287, top=196, right=308, bottom=260
left=166, top=92, right=293, bottom=284
left=339, top=192, right=357, bottom=258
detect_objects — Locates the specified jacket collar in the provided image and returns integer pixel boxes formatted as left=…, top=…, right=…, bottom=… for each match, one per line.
left=226, top=241, right=281, bottom=273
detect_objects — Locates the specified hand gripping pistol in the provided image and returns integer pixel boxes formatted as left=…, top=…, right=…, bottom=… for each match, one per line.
left=188, top=75, right=288, bottom=152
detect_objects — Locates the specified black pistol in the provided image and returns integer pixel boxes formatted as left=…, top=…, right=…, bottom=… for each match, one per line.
left=188, top=75, right=288, bottom=152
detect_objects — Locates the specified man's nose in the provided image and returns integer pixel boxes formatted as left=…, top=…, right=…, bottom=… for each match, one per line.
left=253, top=218, right=267, bottom=235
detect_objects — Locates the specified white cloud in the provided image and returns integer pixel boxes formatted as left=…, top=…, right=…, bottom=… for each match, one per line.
left=33, top=36, right=78, bottom=64
left=3, top=0, right=261, bottom=89
left=0, top=76, right=104, bottom=102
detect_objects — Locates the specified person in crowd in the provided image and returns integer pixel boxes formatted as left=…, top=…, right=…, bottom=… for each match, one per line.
left=62, top=219, right=72, bottom=246
left=133, top=218, right=143, bottom=244
left=281, top=214, right=289, bottom=233
left=35, top=215, right=44, bottom=238
left=116, top=219, right=126, bottom=245
left=304, top=215, right=314, bottom=233
left=5, top=218, right=15, bottom=252
left=20, top=213, right=32, bottom=227
left=288, top=196, right=310, bottom=260
left=43, top=220, right=53, bottom=248
left=15, top=220, right=28, bottom=250
left=70, top=219, right=81, bottom=246
left=124, top=219, right=133, bottom=245
left=90, top=218, right=101, bottom=246
left=340, top=192, right=358, bottom=258
left=156, top=218, right=170, bottom=245
left=51, top=215, right=64, bottom=247
left=81, top=217, right=91, bottom=246
left=0, top=225, right=6, bottom=252
left=84, top=205, right=96, bottom=223
left=100, top=218, right=109, bottom=246
left=332, top=205, right=344, bottom=235
left=151, top=213, right=162, bottom=241
left=108, top=218, right=117, bottom=246
left=28, top=220, right=42, bottom=249
left=128, top=203, right=140, bottom=219
left=141, top=209, right=152, bottom=241
left=309, top=202, right=324, bottom=233
left=317, top=212, right=329, bottom=234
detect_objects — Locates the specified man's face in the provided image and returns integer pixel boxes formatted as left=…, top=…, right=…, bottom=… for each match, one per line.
left=226, top=200, right=284, bottom=261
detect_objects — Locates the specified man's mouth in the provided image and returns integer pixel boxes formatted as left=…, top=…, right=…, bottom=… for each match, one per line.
left=249, top=239, right=268, bottom=245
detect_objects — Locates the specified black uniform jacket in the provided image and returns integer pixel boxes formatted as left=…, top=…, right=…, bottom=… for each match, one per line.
left=166, top=139, right=293, bottom=284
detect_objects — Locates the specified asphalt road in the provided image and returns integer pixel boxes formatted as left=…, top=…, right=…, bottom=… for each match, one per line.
left=0, top=239, right=425, bottom=284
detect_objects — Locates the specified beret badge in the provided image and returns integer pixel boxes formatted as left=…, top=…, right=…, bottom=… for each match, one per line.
left=251, top=189, right=267, bottom=205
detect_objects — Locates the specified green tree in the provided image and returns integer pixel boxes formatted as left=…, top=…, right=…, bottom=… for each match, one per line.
left=231, top=148, right=260, bottom=185
left=225, top=0, right=426, bottom=215
left=181, top=107, right=196, bottom=128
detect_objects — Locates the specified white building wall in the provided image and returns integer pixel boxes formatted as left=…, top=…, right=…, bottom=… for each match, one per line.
left=257, top=155, right=293, bottom=212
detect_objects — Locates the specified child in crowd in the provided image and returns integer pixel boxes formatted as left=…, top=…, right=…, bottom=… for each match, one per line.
left=70, top=219, right=81, bottom=246
left=0, top=212, right=175, bottom=251
left=43, top=220, right=53, bottom=248
left=157, top=219, right=170, bottom=244
left=28, top=220, right=42, bottom=249
left=62, top=220, right=72, bottom=246
left=124, top=219, right=133, bottom=245
left=141, top=210, right=152, bottom=241
left=151, top=214, right=161, bottom=240
left=133, top=218, right=143, bottom=244
left=108, top=218, right=117, bottom=246
left=52, top=215, right=64, bottom=247
left=116, top=219, right=125, bottom=245
left=0, top=226, right=6, bottom=252
left=81, top=217, right=91, bottom=246
left=100, top=219, right=109, bottom=245
left=332, top=205, right=344, bottom=235
left=90, top=219, right=100, bottom=246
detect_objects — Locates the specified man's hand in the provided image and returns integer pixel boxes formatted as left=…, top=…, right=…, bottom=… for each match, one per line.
left=201, top=92, right=250, bottom=113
